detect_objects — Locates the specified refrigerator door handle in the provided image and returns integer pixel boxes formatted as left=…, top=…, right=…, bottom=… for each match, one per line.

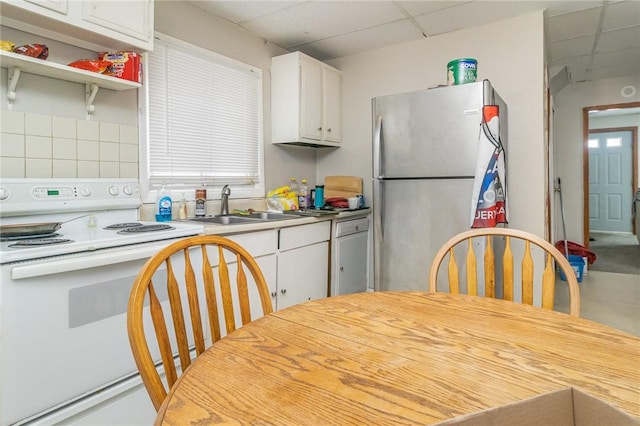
left=373, top=114, right=383, bottom=177
left=373, top=179, right=383, bottom=291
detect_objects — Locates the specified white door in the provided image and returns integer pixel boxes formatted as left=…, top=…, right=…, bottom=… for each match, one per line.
left=588, top=130, right=633, bottom=232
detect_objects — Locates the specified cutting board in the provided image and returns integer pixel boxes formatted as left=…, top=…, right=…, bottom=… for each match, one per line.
left=324, top=176, right=363, bottom=198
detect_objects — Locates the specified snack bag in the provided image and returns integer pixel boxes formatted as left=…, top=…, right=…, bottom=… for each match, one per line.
left=267, top=186, right=299, bottom=211
left=68, top=60, right=114, bottom=74
left=0, top=40, right=16, bottom=52
left=13, top=44, right=48, bottom=59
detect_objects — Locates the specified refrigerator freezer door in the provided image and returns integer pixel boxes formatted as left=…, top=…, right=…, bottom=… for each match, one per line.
left=373, top=81, right=490, bottom=179
left=373, top=178, right=474, bottom=291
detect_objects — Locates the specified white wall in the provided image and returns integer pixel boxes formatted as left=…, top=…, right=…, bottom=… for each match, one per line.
left=553, top=76, right=640, bottom=244
left=321, top=12, right=547, bottom=235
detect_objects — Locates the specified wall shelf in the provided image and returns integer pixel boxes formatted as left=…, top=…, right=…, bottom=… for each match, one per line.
left=0, top=50, right=141, bottom=90
left=1, top=50, right=140, bottom=115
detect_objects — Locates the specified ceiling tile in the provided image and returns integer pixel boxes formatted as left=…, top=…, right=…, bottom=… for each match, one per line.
left=240, top=1, right=405, bottom=48
left=294, top=19, right=424, bottom=61
left=546, top=6, right=602, bottom=41
left=602, top=0, right=640, bottom=31
left=588, top=61, right=640, bottom=80
left=394, top=1, right=467, bottom=16
left=414, top=1, right=550, bottom=37
left=187, top=1, right=300, bottom=24
left=543, top=1, right=603, bottom=18
left=597, top=26, right=640, bottom=52
left=592, top=47, right=640, bottom=67
left=549, top=35, right=596, bottom=60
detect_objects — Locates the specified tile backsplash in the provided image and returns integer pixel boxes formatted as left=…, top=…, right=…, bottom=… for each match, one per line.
left=0, top=110, right=139, bottom=179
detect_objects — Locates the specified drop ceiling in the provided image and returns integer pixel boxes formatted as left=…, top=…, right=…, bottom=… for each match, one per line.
left=187, top=0, right=640, bottom=84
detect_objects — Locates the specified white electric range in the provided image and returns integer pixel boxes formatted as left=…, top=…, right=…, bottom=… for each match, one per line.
left=0, top=179, right=203, bottom=425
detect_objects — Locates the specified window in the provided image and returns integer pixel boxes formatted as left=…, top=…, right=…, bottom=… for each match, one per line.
left=588, top=139, right=599, bottom=148
left=606, top=137, right=622, bottom=148
left=142, top=34, right=264, bottom=200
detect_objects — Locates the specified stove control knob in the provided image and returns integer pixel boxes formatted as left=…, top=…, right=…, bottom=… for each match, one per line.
left=79, top=186, right=92, bottom=197
left=123, top=185, right=134, bottom=196
left=0, top=187, right=8, bottom=200
left=108, top=186, right=119, bottom=196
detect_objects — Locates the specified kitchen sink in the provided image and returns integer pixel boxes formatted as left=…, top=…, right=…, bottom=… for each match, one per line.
left=245, top=212, right=296, bottom=221
left=187, top=212, right=298, bottom=225
left=188, top=215, right=264, bottom=225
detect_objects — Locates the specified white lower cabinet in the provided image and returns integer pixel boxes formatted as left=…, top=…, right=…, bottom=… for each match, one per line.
left=275, top=221, right=331, bottom=310
left=223, top=222, right=330, bottom=312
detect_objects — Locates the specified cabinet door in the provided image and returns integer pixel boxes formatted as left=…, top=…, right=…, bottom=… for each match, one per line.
left=277, top=241, right=329, bottom=310
left=334, top=232, right=368, bottom=295
left=323, top=65, right=341, bottom=143
left=82, top=0, right=151, bottom=43
left=25, top=0, right=68, bottom=14
left=299, top=55, right=323, bottom=141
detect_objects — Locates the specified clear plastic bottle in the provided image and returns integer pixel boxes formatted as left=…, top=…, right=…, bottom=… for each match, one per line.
left=289, top=177, right=299, bottom=198
left=289, top=177, right=300, bottom=209
left=299, top=179, right=309, bottom=209
left=156, top=184, right=173, bottom=222
left=179, top=193, right=187, bottom=219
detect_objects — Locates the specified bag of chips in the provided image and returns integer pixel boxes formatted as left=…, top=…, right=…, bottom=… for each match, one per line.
left=68, top=59, right=114, bottom=74
left=13, top=44, right=49, bottom=59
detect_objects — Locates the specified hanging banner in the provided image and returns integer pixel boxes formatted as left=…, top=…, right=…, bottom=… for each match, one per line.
left=470, top=105, right=508, bottom=228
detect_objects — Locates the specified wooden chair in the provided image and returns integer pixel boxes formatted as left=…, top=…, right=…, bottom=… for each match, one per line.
left=428, top=228, right=580, bottom=316
left=127, top=235, right=273, bottom=411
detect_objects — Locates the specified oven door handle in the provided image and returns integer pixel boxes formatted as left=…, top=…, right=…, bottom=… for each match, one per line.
left=10, top=244, right=166, bottom=280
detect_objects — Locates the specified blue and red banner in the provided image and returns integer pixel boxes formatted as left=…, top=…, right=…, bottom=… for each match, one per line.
left=470, top=105, right=508, bottom=228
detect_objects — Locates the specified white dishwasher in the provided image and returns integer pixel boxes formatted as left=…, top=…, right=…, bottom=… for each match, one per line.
left=331, top=215, right=370, bottom=296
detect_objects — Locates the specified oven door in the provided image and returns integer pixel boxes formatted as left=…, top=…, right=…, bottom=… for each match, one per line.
left=0, top=240, right=207, bottom=425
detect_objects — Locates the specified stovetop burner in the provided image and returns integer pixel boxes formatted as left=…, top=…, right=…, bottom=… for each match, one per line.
left=1, top=233, right=61, bottom=242
left=117, top=224, right=175, bottom=234
left=104, top=223, right=144, bottom=230
left=9, top=238, right=73, bottom=248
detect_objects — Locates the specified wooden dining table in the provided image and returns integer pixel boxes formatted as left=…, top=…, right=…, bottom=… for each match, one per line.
left=155, top=292, right=640, bottom=425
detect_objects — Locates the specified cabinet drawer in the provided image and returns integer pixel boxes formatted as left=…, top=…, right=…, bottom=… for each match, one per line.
left=336, top=217, right=369, bottom=237
left=227, top=230, right=278, bottom=257
left=279, top=221, right=330, bottom=251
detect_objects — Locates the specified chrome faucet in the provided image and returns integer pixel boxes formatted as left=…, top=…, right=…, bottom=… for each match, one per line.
left=220, top=185, right=231, bottom=215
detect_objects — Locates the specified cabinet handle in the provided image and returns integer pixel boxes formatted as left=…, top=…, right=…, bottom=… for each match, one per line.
left=327, top=128, right=332, bottom=132
left=355, top=225, right=359, bottom=231
left=340, top=266, right=344, bottom=272
left=271, top=292, right=277, bottom=297
left=280, top=289, right=287, bottom=294
left=317, top=127, right=322, bottom=131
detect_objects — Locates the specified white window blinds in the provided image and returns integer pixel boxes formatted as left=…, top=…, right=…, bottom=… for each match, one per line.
left=147, top=36, right=263, bottom=192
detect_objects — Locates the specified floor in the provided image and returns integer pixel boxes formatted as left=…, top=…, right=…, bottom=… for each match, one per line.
left=555, top=270, right=640, bottom=336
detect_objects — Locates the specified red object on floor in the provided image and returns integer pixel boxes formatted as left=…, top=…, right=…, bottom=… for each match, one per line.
left=554, top=240, right=597, bottom=265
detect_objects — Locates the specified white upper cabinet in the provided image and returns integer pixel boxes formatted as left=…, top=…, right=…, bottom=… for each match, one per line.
left=81, top=1, right=152, bottom=45
left=271, top=51, right=341, bottom=147
left=0, top=0, right=154, bottom=52
left=322, top=65, right=341, bottom=143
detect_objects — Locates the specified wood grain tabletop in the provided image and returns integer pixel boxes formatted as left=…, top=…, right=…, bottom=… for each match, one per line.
left=155, top=292, right=640, bottom=425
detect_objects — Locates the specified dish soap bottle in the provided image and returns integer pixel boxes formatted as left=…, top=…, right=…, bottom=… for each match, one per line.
left=156, top=184, right=173, bottom=222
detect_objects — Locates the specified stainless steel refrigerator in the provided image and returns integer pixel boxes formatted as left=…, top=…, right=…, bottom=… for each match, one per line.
left=372, top=80, right=508, bottom=292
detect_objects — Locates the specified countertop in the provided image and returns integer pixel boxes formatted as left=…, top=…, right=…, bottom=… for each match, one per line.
left=173, top=208, right=371, bottom=235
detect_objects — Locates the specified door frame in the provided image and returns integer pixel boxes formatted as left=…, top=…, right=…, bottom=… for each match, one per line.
left=582, top=102, right=640, bottom=247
